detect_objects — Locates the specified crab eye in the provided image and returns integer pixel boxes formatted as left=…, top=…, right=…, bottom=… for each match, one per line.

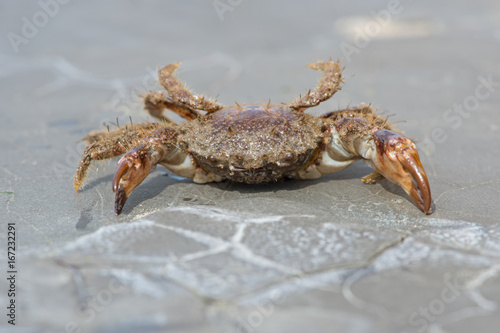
left=284, top=153, right=294, bottom=161
left=208, top=155, right=217, bottom=162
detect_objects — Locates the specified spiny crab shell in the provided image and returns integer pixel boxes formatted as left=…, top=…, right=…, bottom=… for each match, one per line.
left=182, top=105, right=323, bottom=183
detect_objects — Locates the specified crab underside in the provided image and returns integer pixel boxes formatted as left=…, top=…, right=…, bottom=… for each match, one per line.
left=75, top=60, right=432, bottom=215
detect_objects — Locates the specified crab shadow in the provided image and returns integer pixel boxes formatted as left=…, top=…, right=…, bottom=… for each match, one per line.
left=216, top=161, right=369, bottom=194
left=79, top=161, right=432, bottom=215
left=204, top=161, right=434, bottom=214
left=77, top=172, right=186, bottom=216
left=119, top=173, right=190, bottom=215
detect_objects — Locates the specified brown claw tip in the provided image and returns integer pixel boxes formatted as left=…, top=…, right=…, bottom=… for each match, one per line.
left=114, top=185, right=127, bottom=215
left=112, top=160, right=131, bottom=215
left=113, top=161, right=129, bottom=193
left=373, top=129, right=432, bottom=214
left=409, top=181, right=432, bottom=214
left=396, top=144, right=432, bottom=214
left=111, top=151, right=151, bottom=215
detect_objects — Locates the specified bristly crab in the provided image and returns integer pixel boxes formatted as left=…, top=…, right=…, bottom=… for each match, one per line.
left=74, top=59, right=432, bottom=215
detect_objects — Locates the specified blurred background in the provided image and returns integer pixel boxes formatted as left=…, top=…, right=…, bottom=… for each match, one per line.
left=1, top=1, right=500, bottom=332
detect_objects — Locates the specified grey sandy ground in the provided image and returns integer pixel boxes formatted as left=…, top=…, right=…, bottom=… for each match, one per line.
left=1, top=1, right=500, bottom=332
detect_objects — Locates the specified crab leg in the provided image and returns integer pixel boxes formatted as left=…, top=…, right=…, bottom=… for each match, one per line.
left=142, top=90, right=202, bottom=122
left=321, top=104, right=393, bottom=130
left=288, top=59, right=344, bottom=110
left=74, top=123, right=161, bottom=192
left=333, top=118, right=432, bottom=213
left=157, top=63, right=223, bottom=112
left=111, top=126, right=194, bottom=215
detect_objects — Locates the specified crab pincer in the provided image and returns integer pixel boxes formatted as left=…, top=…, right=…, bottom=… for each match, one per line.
left=112, top=144, right=153, bottom=215
left=369, top=129, right=431, bottom=214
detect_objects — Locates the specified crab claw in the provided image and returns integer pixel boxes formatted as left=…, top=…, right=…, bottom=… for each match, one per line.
left=371, top=129, right=432, bottom=214
left=112, top=145, right=152, bottom=215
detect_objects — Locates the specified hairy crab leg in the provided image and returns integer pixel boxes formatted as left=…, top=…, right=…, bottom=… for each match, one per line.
left=288, top=59, right=344, bottom=110
left=321, top=104, right=393, bottom=130
left=158, top=63, right=223, bottom=113
left=111, top=127, right=186, bottom=215
left=142, top=90, right=202, bottom=122
left=333, top=118, right=432, bottom=214
left=74, top=123, right=161, bottom=192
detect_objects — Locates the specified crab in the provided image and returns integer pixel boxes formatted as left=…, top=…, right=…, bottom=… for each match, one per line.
left=74, top=59, right=432, bottom=215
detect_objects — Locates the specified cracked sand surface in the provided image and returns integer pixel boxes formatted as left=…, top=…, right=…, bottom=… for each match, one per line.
left=1, top=1, right=500, bottom=332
